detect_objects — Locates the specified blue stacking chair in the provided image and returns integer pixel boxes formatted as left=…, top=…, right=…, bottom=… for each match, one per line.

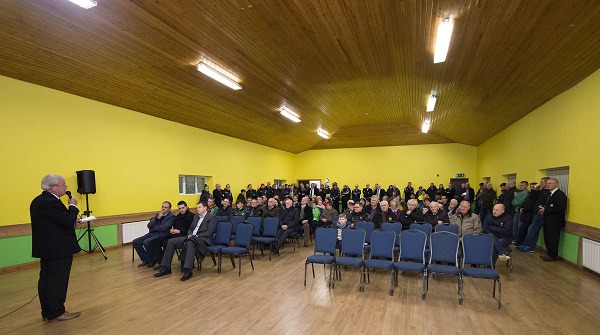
left=305, top=228, right=337, bottom=289
left=230, top=216, right=245, bottom=240
left=215, top=215, right=228, bottom=223
left=220, top=223, right=255, bottom=277
left=410, top=223, right=433, bottom=260
left=246, top=217, right=262, bottom=254
left=334, top=228, right=366, bottom=291
left=381, top=222, right=402, bottom=259
left=426, top=231, right=461, bottom=303
left=355, top=221, right=375, bottom=256
left=253, top=217, right=279, bottom=260
left=206, top=221, right=232, bottom=273
left=394, top=229, right=428, bottom=299
left=435, top=224, right=459, bottom=235
left=462, top=234, right=502, bottom=310
left=362, top=229, right=396, bottom=296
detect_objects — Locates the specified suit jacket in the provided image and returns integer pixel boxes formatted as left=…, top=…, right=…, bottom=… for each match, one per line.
left=148, top=211, right=176, bottom=237
left=298, top=204, right=312, bottom=223
left=373, top=188, right=385, bottom=199
left=30, top=191, right=80, bottom=260
left=280, top=206, right=299, bottom=229
left=544, top=189, right=567, bottom=227
left=185, top=213, right=217, bottom=257
left=372, top=210, right=397, bottom=229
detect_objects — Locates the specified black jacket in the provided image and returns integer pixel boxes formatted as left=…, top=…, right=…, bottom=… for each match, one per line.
left=279, top=206, right=299, bottom=228
left=399, top=209, right=424, bottom=230
left=483, top=212, right=513, bottom=241
left=373, top=210, right=397, bottom=229
left=173, top=210, right=195, bottom=236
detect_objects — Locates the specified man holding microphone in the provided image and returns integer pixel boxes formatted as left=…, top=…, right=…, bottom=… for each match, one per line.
left=30, top=174, right=84, bottom=322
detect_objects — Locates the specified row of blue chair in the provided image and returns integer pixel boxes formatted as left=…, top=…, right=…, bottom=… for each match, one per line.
left=206, top=221, right=254, bottom=276
left=305, top=227, right=501, bottom=309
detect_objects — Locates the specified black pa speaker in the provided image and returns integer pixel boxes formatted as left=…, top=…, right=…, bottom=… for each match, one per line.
left=76, top=170, right=96, bottom=194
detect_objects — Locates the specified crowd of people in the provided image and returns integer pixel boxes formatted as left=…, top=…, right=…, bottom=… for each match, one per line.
left=132, top=178, right=567, bottom=281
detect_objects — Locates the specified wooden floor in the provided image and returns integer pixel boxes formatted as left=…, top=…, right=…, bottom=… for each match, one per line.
left=1, top=243, right=599, bottom=335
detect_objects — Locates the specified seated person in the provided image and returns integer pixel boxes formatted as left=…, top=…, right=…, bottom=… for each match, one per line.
left=148, top=201, right=194, bottom=270
left=317, top=201, right=338, bottom=228
left=372, top=200, right=396, bottom=229
left=244, top=198, right=264, bottom=220
left=216, top=198, right=233, bottom=219
left=297, top=196, right=312, bottom=247
left=450, top=200, right=482, bottom=237
left=366, top=196, right=381, bottom=220
left=263, top=198, right=281, bottom=219
left=390, top=199, right=402, bottom=222
left=399, top=199, right=424, bottom=230
left=342, top=200, right=355, bottom=219
left=447, top=198, right=458, bottom=216
left=207, top=197, right=218, bottom=215
left=349, top=202, right=371, bottom=224
left=423, top=201, right=450, bottom=230
left=272, top=199, right=300, bottom=253
left=133, top=201, right=176, bottom=268
left=154, top=201, right=217, bottom=281
left=233, top=200, right=247, bottom=217
left=482, top=204, right=513, bottom=264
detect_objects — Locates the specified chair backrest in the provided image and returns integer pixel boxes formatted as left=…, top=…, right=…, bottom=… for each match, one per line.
left=214, top=221, right=233, bottom=246
left=429, top=231, right=460, bottom=264
left=399, top=229, right=427, bottom=262
left=246, top=217, right=262, bottom=236
left=369, top=229, right=396, bottom=260
left=262, top=217, right=279, bottom=238
left=230, top=216, right=245, bottom=233
left=462, top=234, right=494, bottom=267
left=355, top=221, right=375, bottom=243
left=381, top=222, right=401, bottom=246
left=340, top=228, right=366, bottom=257
left=234, top=223, right=254, bottom=248
left=215, top=216, right=228, bottom=223
left=314, top=228, right=337, bottom=255
left=435, top=224, right=459, bottom=234
left=410, top=223, right=432, bottom=247
left=332, top=215, right=339, bottom=227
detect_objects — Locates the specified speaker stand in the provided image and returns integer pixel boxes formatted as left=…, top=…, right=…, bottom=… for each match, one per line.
left=77, top=193, right=107, bottom=260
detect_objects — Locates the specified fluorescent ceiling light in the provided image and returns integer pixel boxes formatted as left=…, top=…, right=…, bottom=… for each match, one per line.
left=317, top=128, right=330, bottom=139
left=427, top=94, right=437, bottom=112
left=68, top=0, right=97, bottom=9
left=197, top=62, right=242, bottom=90
left=280, top=107, right=301, bottom=123
left=434, top=18, right=454, bottom=63
left=422, top=119, right=431, bottom=133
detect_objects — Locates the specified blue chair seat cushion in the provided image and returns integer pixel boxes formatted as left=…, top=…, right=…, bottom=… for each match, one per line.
left=427, top=264, right=460, bottom=275
left=394, top=261, right=425, bottom=272
left=307, top=255, right=335, bottom=264
left=221, top=247, right=248, bottom=255
left=462, top=267, right=500, bottom=279
left=206, top=245, right=226, bottom=253
left=253, top=237, right=276, bottom=243
left=364, top=259, right=393, bottom=269
left=336, top=257, right=364, bottom=267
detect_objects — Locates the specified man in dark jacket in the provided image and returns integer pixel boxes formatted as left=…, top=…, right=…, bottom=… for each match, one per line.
left=399, top=199, right=424, bottom=230
left=479, top=182, right=497, bottom=222
left=216, top=198, right=234, bottom=219
left=372, top=200, right=396, bottom=229
left=31, top=174, right=84, bottom=322
left=349, top=203, right=371, bottom=224
left=212, top=183, right=224, bottom=208
left=482, top=204, right=513, bottom=265
left=423, top=201, right=450, bottom=230
left=273, top=199, right=300, bottom=252
left=539, top=178, right=568, bottom=262
left=244, top=198, right=264, bottom=220
left=133, top=201, right=176, bottom=267
left=149, top=200, right=195, bottom=270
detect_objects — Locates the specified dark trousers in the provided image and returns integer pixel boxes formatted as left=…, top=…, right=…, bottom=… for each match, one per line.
left=160, top=236, right=204, bottom=271
left=276, top=227, right=298, bottom=248
left=39, top=256, right=73, bottom=320
left=132, top=232, right=162, bottom=263
left=543, top=219, right=562, bottom=260
left=148, top=235, right=183, bottom=264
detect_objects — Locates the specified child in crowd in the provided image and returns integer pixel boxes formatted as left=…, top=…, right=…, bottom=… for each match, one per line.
left=336, top=214, right=350, bottom=250
left=311, top=202, right=321, bottom=236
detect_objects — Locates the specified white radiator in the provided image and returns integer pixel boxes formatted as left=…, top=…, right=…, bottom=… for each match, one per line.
left=121, top=220, right=149, bottom=244
left=582, top=238, right=600, bottom=274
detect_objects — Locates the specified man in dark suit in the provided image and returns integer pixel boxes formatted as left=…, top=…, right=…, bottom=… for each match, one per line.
left=297, top=196, right=313, bottom=247
left=272, top=198, right=299, bottom=253
left=30, top=174, right=84, bottom=322
left=539, top=178, right=568, bottom=262
left=213, top=183, right=224, bottom=208
left=132, top=201, right=176, bottom=267
left=154, top=201, right=217, bottom=280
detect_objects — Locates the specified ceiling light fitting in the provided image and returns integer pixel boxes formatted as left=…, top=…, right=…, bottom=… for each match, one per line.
left=427, top=94, right=437, bottom=112
left=422, top=119, right=431, bottom=133
left=317, top=128, right=330, bottom=139
left=68, top=0, right=97, bottom=9
left=197, top=61, right=242, bottom=90
left=280, top=107, right=301, bottom=123
left=434, top=18, right=454, bottom=63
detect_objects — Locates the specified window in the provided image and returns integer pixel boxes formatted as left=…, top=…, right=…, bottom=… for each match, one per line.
left=274, top=179, right=286, bottom=186
left=546, top=167, right=569, bottom=196
left=504, top=173, right=516, bottom=183
left=179, top=175, right=206, bottom=195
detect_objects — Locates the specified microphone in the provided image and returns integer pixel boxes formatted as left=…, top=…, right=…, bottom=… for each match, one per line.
left=66, top=191, right=72, bottom=199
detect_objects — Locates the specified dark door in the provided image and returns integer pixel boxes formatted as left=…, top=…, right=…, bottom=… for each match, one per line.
left=449, top=178, right=469, bottom=199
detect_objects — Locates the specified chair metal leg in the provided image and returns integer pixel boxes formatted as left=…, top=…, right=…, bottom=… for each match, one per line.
left=498, top=278, right=502, bottom=310
left=493, top=279, right=496, bottom=298
left=422, top=270, right=428, bottom=300
left=459, top=274, right=464, bottom=305
left=218, top=254, right=222, bottom=273
left=359, top=265, right=364, bottom=292
left=210, top=253, right=216, bottom=266
left=230, top=255, right=236, bottom=268
left=268, top=242, right=272, bottom=261
left=312, top=264, right=315, bottom=278
left=389, top=269, right=395, bottom=296
left=304, top=262, right=308, bottom=286
left=238, top=255, right=242, bottom=277
left=329, top=263, right=334, bottom=289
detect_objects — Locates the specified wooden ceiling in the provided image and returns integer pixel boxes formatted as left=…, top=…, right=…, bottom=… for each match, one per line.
left=1, top=0, right=599, bottom=153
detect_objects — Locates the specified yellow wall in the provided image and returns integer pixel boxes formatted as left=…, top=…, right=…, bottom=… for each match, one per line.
left=295, top=143, right=478, bottom=190
left=477, top=68, right=600, bottom=228
left=0, top=75, right=295, bottom=226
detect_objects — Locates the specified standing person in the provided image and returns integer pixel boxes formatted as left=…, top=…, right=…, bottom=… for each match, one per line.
left=199, top=184, right=211, bottom=203
left=518, top=178, right=550, bottom=253
left=479, top=182, right=497, bottom=222
left=363, top=183, right=374, bottom=200
left=340, top=185, right=351, bottom=212
left=351, top=184, right=361, bottom=202
left=404, top=182, right=414, bottom=202
left=330, top=183, right=341, bottom=213
left=30, top=174, right=84, bottom=322
left=539, top=178, right=568, bottom=262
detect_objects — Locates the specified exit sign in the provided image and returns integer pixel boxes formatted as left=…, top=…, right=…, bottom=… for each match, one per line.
left=456, top=173, right=465, bottom=177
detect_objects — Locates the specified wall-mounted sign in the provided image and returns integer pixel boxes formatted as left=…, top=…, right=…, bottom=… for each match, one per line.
left=456, top=173, right=465, bottom=178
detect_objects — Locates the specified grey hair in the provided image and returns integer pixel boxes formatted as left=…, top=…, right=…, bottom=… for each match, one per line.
left=41, top=174, right=64, bottom=191
left=450, top=199, right=458, bottom=205
left=548, top=177, right=559, bottom=184
left=407, top=199, right=418, bottom=206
